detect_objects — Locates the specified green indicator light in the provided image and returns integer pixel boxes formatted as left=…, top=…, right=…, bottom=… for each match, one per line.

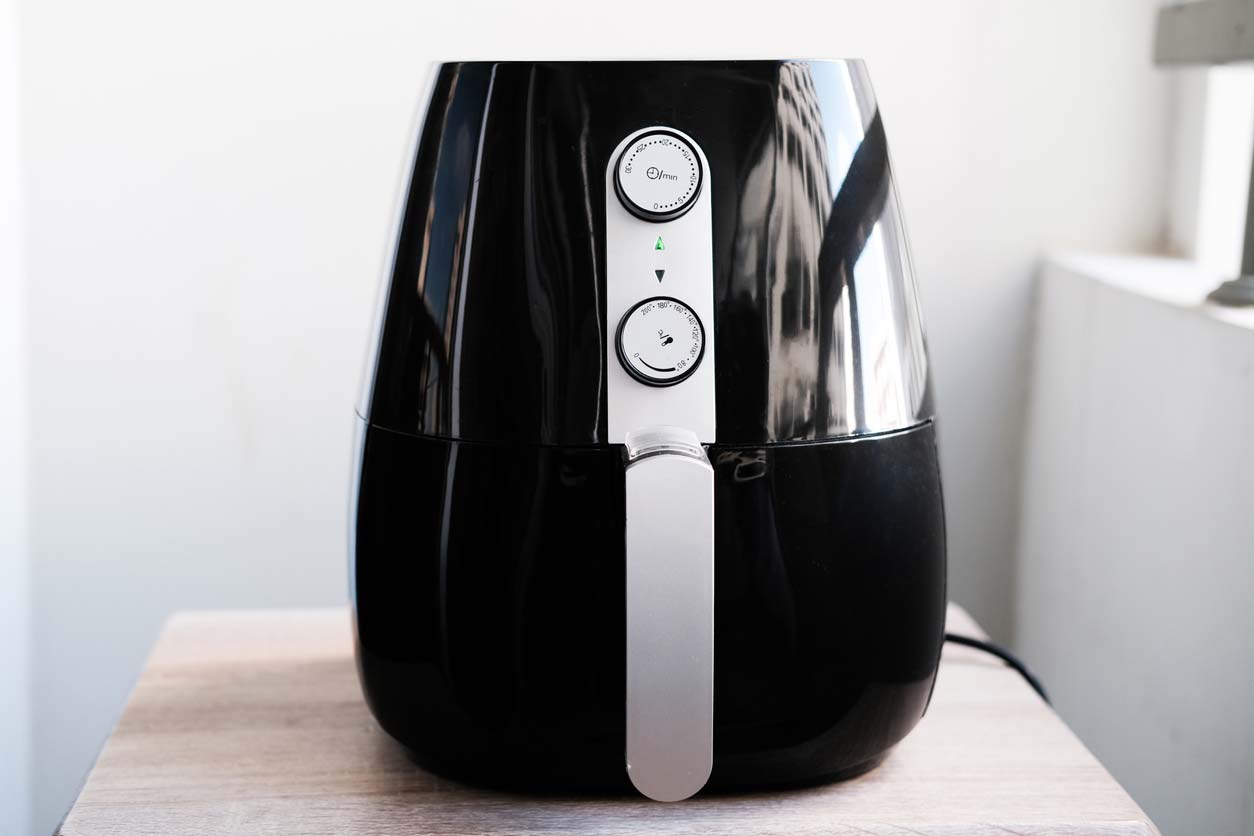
left=654, top=236, right=665, bottom=251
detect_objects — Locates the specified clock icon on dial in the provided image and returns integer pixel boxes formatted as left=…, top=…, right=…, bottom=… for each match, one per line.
left=615, top=296, right=706, bottom=386
left=614, top=131, right=703, bottom=222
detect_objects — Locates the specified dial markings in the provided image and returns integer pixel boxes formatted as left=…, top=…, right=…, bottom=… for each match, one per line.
left=615, top=296, right=705, bottom=387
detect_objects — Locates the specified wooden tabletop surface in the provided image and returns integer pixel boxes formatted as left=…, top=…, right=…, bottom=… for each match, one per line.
left=57, top=604, right=1157, bottom=835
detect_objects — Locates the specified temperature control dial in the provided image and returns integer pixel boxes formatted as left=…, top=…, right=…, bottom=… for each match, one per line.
left=614, top=131, right=703, bottom=222
left=616, top=296, right=706, bottom=387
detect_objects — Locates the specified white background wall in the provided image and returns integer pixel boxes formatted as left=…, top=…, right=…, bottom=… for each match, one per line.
left=14, top=1, right=1170, bottom=833
left=1166, top=65, right=1254, bottom=277
left=2, top=0, right=31, bottom=833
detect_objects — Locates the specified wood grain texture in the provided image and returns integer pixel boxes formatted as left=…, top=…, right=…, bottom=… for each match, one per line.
left=57, top=605, right=1158, bottom=836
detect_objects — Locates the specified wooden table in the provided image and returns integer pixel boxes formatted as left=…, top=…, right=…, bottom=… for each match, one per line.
left=57, top=605, right=1158, bottom=835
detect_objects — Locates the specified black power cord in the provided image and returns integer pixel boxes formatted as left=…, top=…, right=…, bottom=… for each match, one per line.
left=944, top=633, right=1051, bottom=705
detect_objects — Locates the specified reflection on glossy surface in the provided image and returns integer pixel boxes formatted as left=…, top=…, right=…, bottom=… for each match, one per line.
left=364, top=60, right=932, bottom=445
left=726, top=61, right=929, bottom=440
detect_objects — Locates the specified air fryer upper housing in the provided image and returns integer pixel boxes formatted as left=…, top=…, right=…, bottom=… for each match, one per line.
left=353, top=60, right=946, bottom=798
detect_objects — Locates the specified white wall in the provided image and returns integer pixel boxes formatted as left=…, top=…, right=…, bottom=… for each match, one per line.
left=18, top=1, right=1171, bottom=832
left=2, top=0, right=31, bottom=832
left=1016, top=255, right=1254, bottom=836
left=1165, top=64, right=1254, bottom=274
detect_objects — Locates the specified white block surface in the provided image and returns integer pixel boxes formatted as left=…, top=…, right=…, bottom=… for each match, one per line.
left=1016, top=254, right=1254, bottom=836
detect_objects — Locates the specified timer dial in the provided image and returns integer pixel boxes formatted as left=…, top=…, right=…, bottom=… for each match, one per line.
left=616, top=296, right=706, bottom=387
left=614, top=131, right=703, bottom=222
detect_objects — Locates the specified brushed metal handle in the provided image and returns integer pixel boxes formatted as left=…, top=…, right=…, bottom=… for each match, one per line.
left=623, top=426, right=714, bottom=802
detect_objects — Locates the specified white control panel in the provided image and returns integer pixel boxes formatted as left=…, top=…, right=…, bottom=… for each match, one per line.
left=605, top=128, right=715, bottom=443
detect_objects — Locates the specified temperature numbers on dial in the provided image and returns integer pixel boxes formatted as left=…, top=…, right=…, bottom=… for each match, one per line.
left=615, top=296, right=706, bottom=386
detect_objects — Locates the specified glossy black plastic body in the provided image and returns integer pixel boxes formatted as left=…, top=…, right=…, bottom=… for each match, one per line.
left=361, top=60, right=932, bottom=445
left=354, top=60, right=947, bottom=791
left=354, top=420, right=945, bottom=790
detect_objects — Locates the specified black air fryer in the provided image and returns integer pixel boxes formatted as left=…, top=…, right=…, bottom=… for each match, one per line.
left=352, top=60, right=945, bottom=802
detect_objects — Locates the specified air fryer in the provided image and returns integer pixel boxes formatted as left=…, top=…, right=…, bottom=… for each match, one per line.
left=351, top=59, right=946, bottom=802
